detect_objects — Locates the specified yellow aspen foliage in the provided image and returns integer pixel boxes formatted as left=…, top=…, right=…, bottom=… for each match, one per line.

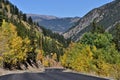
left=52, top=53, right=57, bottom=61
left=9, top=23, right=17, bottom=35
left=92, top=46, right=97, bottom=51
left=43, top=58, right=49, bottom=67
left=61, top=32, right=120, bottom=79
left=36, top=50, right=44, bottom=63
left=0, top=21, right=31, bottom=66
left=3, top=36, right=30, bottom=65
left=61, top=42, right=94, bottom=72
left=0, top=56, right=3, bottom=67
left=60, top=54, right=67, bottom=67
left=111, top=64, right=120, bottom=80
left=96, top=60, right=111, bottom=77
left=86, top=45, right=93, bottom=60
left=0, top=21, right=10, bottom=64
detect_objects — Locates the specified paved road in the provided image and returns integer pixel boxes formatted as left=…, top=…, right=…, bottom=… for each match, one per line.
left=0, top=68, right=109, bottom=80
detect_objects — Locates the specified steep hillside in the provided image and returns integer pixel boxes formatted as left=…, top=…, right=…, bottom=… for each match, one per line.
left=27, top=14, right=80, bottom=33
left=0, top=0, right=69, bottom=69
left=64, top=0, right=120, bottom=41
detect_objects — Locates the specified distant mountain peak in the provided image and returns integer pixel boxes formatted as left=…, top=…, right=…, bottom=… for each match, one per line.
left=27, top=14, right=80, bottom=33
left=27, top=14, right=58, bottom=20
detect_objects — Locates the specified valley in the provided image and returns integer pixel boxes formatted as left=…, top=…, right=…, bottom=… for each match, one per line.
left=0, top=0, right=120, bottom=80
left=27, top=14, right=80, bottom=33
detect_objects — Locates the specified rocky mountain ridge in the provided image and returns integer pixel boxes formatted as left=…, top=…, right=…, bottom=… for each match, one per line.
left=64, top=0, right=120, bottom=41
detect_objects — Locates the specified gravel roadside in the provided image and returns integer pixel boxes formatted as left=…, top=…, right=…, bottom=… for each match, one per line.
left=0, top=68, right=45, bottom=76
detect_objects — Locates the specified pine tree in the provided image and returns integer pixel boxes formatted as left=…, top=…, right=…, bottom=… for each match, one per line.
left=14, top=6, right=19, bottom=15
left=114, top=23, right=120, bottom=51
left=28, top=16, right=33, bottom=24
left=91, top=21, right=105, bottom=33
left=23, top=13, right=27, bottom=21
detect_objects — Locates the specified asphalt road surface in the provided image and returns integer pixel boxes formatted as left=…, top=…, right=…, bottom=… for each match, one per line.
left=0, top=68, right=110, bottom=80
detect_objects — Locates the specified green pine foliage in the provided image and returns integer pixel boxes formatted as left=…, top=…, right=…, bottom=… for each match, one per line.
left=41, top=26, right=70, bottom=47
left=112, top=23, right=120, bottom=51
left=80, top=32, right=113, bottom=48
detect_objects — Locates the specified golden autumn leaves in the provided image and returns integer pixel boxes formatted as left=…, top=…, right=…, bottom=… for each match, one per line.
left=60, top=32, right=120, bottom=79
left=0, top=20, right=31, bottom=67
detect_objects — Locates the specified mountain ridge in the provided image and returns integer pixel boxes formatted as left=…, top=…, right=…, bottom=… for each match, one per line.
left=27, top=14, right=80, bottom=33
left=63, top=0, right=120, bottom=41
left=27, top=14, right=58, bottom=20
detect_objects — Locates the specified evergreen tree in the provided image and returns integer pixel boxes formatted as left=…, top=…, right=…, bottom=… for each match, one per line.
left=0, top=13, right=3, bottom=26
left=0, top=2, right=2, bottom=8
left=18, top=11, right=23, bottom=19
left=114, top=23, right=120, bottom=51
left=28, top=16, right=33, bottom=24
left=14, top=6, right=19, bottom=15
left=4, top=0, right=9, bottom=5
left=91, top=21, right=105, bottom=33
left=23, top=13, right=27, bottom=21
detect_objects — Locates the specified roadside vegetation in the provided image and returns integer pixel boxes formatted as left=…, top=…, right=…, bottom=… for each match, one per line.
left=60, top=22, right=120, bottom=80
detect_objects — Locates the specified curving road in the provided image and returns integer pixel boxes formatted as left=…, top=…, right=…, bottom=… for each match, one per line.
left=0, top=68, right=109, bottom=80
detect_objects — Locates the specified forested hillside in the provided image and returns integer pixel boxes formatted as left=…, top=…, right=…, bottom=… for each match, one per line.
left=61, top=25, right=120, bottom=80
left=0, top=0, right=69, bottom=69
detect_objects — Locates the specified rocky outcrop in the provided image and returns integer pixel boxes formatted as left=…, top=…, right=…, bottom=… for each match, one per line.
left=64, top=9, right=103, bottom=39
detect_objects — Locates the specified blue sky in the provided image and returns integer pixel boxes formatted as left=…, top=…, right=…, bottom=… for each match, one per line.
left=10, top=0, right=113, bottom=17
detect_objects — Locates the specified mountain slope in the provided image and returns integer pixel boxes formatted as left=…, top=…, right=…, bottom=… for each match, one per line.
left=64, top=0, right=120, bottom=41
left=27, top=14, right=80, bottom=33
left=0, top=0, right=69, bottom=69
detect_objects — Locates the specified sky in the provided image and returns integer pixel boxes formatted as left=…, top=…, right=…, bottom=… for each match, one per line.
left=10, top=0, right=113, bottom=17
